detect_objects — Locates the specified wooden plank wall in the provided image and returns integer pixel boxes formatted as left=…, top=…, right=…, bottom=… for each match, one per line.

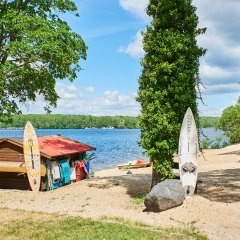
left=0, top=142, right=23, bottom=162
left=0, top=172, right=31, bottom=190
left=0, top=142, right=30, bottom=190
left=0, top=172, right=46, bottom=191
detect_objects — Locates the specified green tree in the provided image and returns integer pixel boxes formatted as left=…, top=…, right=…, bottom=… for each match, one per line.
left=218, top=100, right=240, bottom=144
left=0, top=114, right=139, bottom=129
left=137, top=0, right=206, bottom=187
left=0, top=0, right=87, bottom=120
left=199, top=116, right=219, bottom=128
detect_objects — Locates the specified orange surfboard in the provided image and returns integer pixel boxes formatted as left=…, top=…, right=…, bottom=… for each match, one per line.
left=23, top=121, right=41, bottom=191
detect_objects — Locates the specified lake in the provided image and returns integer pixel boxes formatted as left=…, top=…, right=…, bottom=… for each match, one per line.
left=0, top=128, right=228, bottom=171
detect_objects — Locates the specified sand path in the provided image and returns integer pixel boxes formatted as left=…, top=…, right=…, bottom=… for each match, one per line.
left=0, top=144, right=239, bottom=240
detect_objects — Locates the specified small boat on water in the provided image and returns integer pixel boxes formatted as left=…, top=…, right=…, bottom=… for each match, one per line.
left=117, top=160, right=151, bottom=169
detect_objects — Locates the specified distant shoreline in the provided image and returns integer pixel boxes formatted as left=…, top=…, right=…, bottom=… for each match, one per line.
left=0, top=114, right=219, bottom=129
left=0, top=127, right=140, bottom=130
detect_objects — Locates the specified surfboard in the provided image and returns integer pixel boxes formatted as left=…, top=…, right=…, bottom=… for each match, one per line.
left=178, top=108, right=199, bottom=197
left=23, top=121, right=41, bottom=191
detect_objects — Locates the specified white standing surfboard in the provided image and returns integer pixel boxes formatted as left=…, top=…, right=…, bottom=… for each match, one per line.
left=178, top=108, right=199, bottom=197
left=23, top=121, right=41, bottom=191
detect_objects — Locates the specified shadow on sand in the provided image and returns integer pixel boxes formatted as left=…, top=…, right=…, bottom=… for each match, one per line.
left=198, top=168, right=240, bottom=203
left=90, top=167, right=240, bottom=203
left=218, top=150, right=240, bottom=156
left=89, top=173, right=152, bottom=198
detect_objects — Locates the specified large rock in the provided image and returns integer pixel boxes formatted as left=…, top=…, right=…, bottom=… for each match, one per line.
left=144, top=179, right=185, bottom=212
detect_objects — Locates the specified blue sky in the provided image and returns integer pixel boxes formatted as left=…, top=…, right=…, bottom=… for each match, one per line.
left=27, top=0, right=240, bottom=116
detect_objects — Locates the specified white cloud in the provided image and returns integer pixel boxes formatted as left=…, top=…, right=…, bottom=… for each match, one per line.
left=194, top=0, right=240, bottom=97
left=198, top=104, right=225, bottom=117
left=82, top=91, right=139, bottom=116
left=22, top=83, right=140, bottom=116
left=118, top=31, right=144, bottom=58
left=200, top=83, right=240, bottom=96
left=84, top=86, right=95, bottom=93
left=104, top=90, right=120, bottom=102
left=197, top=13, right=240, bottom=113
left=119, top=0, right=149, bottom=19
left=200, top=61, right=240, bottom=86
left=197, top=32, right=240, bottom=70
left=56, top=83, right=95, bottom=98
left=198, top=90, right=239, bottom=117
left=22, top=1, right=240, bottom=117
left=120, top=0, right=240, bottom=89
left=56, top=83, right=84, bottom=100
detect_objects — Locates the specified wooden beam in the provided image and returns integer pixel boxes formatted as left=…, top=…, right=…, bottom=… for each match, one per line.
left=0, top=161, right=46, bottom=176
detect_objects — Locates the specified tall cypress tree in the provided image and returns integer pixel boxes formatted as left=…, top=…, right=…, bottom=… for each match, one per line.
left=137, top=0, right=206, bottom=187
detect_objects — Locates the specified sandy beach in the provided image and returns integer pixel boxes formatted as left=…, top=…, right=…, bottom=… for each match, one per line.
left=0, top=144, right=239, bottom=240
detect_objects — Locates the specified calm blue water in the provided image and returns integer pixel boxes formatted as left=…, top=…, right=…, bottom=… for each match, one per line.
left=0, top=128, right=228, bottom=170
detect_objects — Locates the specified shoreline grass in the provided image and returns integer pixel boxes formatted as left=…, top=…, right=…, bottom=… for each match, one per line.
left=0, top=208, right=208, bottom=240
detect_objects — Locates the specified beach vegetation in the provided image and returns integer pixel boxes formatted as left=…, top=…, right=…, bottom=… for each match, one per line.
left=200, top=138, right=212, bottom=149
left=137, top=0, right=206, bottom=186
left=218, top=99, right=240, bottom=144
left=200, top=136, right=229, bottom=149
left=199, top=117, right=219, bottom=128
left=131, top=195, right=146, bottom=205
left=0, top=0, right=87, bottom=121
left=0, top=209, right=208, bottom=240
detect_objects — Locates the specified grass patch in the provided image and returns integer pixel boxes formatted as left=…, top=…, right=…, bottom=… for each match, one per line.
left=131, top=195, right=146, bottom=205
left=99, top=216, right=149, bottom=228
left=0, top=209, right=208, bottom=240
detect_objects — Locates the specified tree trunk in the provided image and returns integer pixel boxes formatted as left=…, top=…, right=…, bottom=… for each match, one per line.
left=151, top=167, right=163, bottom=189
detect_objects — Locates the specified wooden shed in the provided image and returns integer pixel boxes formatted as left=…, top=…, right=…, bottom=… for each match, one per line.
left=0, top=135, right=96, bottom=191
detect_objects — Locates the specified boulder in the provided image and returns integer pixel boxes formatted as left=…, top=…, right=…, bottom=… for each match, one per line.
left=144, top=179, right=185, bottom=212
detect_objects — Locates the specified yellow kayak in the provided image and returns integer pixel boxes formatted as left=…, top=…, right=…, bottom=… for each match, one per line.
left=118, top=160, right=151, bottom=169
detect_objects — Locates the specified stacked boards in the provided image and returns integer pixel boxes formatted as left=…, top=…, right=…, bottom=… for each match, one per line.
left=45, top=159, right=71, bottom=191
left=23, top=121, right=41, bottom=192
left=178, top=108, right=199, bottom=197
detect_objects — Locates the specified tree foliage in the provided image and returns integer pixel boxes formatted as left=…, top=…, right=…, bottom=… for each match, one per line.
left=137, top=0, right=206, bottom=184
left=0, top=0, right=87, bottom=120
left=0, top=114, right=216, bottom=129
left=0, top=114, right=140, bottom=129
left=199, top=116, right=219, bottom=128
left=218, top=100, right=240, bottom=144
